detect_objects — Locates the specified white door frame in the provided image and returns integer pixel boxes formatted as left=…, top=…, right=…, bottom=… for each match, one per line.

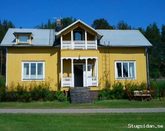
left=74, top=63, right=84, bottom=87
left=73, top=63, right=92, bottom=87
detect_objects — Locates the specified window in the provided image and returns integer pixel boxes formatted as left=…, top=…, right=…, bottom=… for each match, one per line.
left=74, top=31, right=84, bottom=40
left=22, top=62, right=45, bottom=80
left=18, top=36, right=29, bottom=43
left=115, top=61, right=136, bottom=79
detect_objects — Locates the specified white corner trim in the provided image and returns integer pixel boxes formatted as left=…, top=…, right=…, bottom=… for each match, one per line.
left=5, top=49, right=8, bottom=87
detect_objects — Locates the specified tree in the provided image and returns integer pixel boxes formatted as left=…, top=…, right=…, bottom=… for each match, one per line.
left=37, top=17, right=76, bottom=30
left=61, top=17, right=76, bottom=29
left=92, top=18, right=113, bottom=29
left=137, top=27, right=145, bottom=35
left=161, top=25, right=165, bottom=42
left=145, top=23, right=161, bottom=43
left=0, top=20, right=15, bottom=42
left=116, top=21, right=131, bottom=30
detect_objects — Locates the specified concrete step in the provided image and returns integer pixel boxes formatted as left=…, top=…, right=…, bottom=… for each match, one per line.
left=70, top=87, right=92, bottom=103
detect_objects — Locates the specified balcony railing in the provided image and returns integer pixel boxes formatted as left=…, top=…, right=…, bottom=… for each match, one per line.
left=62, top=76, right=98, bottom=87
left=61, top=40, right=97, bottom=49
left=62, top=77, right=72, bottom=87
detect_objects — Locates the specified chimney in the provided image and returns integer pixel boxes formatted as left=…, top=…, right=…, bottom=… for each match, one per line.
left=55, top=18, right=62, bottom=32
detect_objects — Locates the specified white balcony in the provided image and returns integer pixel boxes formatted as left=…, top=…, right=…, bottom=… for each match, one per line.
left=61, top=40, right=97, bottom=50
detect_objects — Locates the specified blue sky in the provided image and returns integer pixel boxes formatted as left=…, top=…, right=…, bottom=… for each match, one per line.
left=0, top=0, right=164, bottom=28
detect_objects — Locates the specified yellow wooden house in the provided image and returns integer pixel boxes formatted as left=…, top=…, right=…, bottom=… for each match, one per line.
left=1, top=20, right=152, bottom=92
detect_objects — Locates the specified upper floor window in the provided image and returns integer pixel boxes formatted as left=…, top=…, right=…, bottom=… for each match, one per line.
left=115, top=61, right=136, bottom=79
left=18, top=35, right=29, bottom=43
left=74, top=30, right=84, bottom=40
left=13, top=32, right=32, bottom=44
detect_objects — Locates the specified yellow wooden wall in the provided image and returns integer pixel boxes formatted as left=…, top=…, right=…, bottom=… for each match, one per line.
left=7, top=47, right=147, bottom=91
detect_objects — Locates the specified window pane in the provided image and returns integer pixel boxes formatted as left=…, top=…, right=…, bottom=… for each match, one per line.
left=129, top=63, right=135, bottom=78
left=37, top=63, right=43, bottom=79
left=31, top=63, right=36, bottom=79
left=18, top=36, right=29, bottom=43
left=23, top=63, right=29, bottom=79
left=116, top=63, right=122, bottom=77
left=123, top=63, right=128, bottom=77
left=74, top=31, right=84, bottom=40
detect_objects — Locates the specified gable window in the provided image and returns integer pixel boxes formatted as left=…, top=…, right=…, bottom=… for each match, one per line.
left=115, top=61, right=136, bottom=79
left=74, top=31, right=84, bottom=40
left=22, top=61, right=45, bottom=80
left=18, top=36, right=29, bottom=43
left=13, top=32, right=32, bottom=44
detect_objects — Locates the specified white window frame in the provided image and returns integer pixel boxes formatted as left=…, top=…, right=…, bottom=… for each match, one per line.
left=115, top=61, right=136, bottom=80
left=22, top=61, right=45, bottom=81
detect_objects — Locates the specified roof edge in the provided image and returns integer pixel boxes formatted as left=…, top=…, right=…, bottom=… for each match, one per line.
left=56, top=19, right=102, bottom=38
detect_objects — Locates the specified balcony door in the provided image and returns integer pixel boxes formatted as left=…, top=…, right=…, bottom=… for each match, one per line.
left=73, top=29, right=85, bottom=41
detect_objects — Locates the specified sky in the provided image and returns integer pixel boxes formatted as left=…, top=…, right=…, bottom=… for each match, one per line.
left=0, top=0, right=165, bottom=29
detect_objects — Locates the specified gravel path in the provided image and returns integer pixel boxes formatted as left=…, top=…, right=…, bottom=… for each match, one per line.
left=0, top=108, right=165, bottom=114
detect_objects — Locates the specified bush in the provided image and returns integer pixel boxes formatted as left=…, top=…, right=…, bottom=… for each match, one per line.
left=112, top=82, right=124, bottom=99
left=99, top=82, right=125, bottom=100
left=151, top=80, right=165, bottom=98
left=4, top=82, right=65, bottom=102
left=125, top=82, right=147, bottom=97
left=15, top=84, right=31, bottom=102
left=0, top=75, right=6, bottom=101
left=54, top=91, right=67, bottom=102
left=98, top=88, right=112, bottom=100
left=30, top=84, right=54, bottom=101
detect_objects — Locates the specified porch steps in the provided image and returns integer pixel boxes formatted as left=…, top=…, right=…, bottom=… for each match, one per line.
left=70, top=87, right=92, bottom=103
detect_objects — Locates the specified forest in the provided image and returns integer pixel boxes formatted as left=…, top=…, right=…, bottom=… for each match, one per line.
left=0, top=17, right=164, bottom=78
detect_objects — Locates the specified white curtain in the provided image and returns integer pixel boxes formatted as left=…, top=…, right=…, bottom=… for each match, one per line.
left=129, top=63, right=135, bottom=78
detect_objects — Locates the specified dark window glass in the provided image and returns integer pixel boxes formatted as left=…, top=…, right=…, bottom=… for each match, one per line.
left=123, top=63, right=128, bottom=77
left=117, top=63, right=122, bottom=77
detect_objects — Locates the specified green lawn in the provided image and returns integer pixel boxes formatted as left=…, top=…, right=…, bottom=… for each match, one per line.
left=0, top=113, right=164, bottom=131
left=0, top=99, right=165, bottom=109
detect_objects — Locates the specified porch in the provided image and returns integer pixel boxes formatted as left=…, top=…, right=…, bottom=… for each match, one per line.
left=61, top=57, right=98, bottom=87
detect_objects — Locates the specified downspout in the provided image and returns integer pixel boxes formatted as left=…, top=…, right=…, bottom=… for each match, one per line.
left=145, top=47, right=150, bottom=89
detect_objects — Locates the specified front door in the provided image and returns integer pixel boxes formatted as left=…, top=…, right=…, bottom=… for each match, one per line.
left=74, top=65, right=83, bottom=87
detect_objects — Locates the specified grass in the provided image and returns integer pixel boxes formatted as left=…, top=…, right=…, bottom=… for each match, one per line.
left=0, top=113, right=164, bottom=131
left=0, top=99, right=165, bottom=109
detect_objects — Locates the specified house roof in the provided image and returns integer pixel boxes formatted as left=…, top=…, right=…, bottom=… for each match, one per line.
left=0, top=28, right=55, bottom=46
left=97, top=30, right=152, bottom=47
left=0, top=21, right=152, bottom=47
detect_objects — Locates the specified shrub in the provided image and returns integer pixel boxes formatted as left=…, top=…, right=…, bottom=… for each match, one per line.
left=15, top=84, right=31, bottom=102
left=125, top=82, right=147, bottom=97
left=30, top=84, right=52, bottom=101
left=151, top=80, right=165, bottom=98
left=112, top=82, right=124, bottom=99
left=99, top=82, right=125, bottom=100
left=98, top=88, right=112, bottom=100
left=0, top=75, right=6, bottom=101
left=54, top=91, right=67, bottom=102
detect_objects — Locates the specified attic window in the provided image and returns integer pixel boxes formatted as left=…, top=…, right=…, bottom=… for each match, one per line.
left=13, top=32, right=32, bottom=44
left=18, top=36, right=29, bottom=43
